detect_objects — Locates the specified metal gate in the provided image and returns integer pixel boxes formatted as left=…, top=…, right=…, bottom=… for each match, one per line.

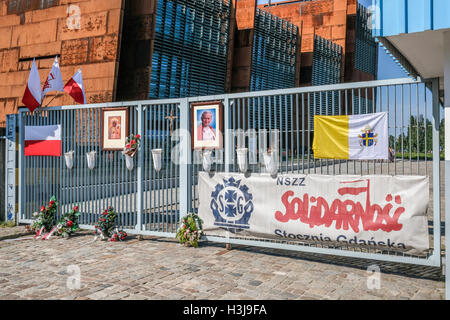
left=17, top=77, right=442, bottom=267
left=19, top=101, right=183, bottom=238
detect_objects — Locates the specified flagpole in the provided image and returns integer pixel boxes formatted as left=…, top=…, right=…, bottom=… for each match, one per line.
left=43, top=92, right=61, bottom=108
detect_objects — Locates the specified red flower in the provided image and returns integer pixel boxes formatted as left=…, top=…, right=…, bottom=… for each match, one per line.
left=135, top=134, right=141, bottom=139
left=130, top=140, right=136, bottom=145
left=67, top=221, right=73, bottom=227
left=73, top=206, right=78, bottom=211
left=103, top=219, right=106, bottom=222
left=121, top=237, right=125, bottom=240
left=40, top=206, right=45, bottom=212
left=49, top=200, right=55, bottom=206
left=126, top=144, right=131, bottom=149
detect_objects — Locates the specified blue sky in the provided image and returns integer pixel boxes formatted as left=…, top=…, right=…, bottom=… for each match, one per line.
left=257, top=0, right=408, bottom=80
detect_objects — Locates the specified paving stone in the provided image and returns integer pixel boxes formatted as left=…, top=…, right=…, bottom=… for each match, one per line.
left=0, top=229, right=445, bottom=300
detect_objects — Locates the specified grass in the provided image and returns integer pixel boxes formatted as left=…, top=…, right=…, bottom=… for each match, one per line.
left=394, top=152, right=445, bottom=161
left=0, top=221, right=16, bottom=228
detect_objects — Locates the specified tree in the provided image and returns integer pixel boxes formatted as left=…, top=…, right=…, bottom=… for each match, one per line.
left=405, top=115, right=432, bottom=154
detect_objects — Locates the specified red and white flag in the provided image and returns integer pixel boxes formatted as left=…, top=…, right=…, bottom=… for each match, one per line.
left=22, top=59, right=42, bottom=113
left=64, top=69, right=86, bottom=104
left=42, top=56, right=64, bottom=99
left=25, top=125, right=61, bottom=157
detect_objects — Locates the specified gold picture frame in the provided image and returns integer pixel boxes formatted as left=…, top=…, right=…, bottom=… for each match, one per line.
left=101, top=108, right=129, bottom=151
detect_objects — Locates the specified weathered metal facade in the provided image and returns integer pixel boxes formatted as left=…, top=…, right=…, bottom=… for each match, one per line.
left=250, top=8, right=299, bottom=92
left=150, top=0, right=232, bottom=99
left=355, top=4, right=377, bottom=77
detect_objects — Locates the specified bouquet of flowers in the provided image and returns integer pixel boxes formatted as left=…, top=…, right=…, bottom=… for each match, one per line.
left=110, top=229, right=128, bottom=242
left=27, top=196, right=58, bottom=237
left=122, top=134, right=141, bottom=158
left=56, top=205, right=80, bottom=238
left=176, top=213, right=203, bottom=248
left=94, top=207, right=127, bottom=242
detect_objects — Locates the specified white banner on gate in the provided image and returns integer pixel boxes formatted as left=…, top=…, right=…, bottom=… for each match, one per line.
left=198, top=172, right=430, bottom=256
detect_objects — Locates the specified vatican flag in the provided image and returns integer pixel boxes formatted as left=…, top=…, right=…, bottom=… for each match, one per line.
left=313, top=112, right=389, bottom=160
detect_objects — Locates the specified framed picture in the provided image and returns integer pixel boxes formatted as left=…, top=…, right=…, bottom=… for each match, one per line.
left=101, top=108, right=129, bottom=151
left=191, top=101, right=223, bottom=150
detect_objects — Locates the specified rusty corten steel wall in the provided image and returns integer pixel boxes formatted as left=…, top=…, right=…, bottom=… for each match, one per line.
left=0, top=0, right=377, bottom=127
left=0, top=0, right=126, bottom=128
left=257, top=0, right=376, bottom=86
left=231, top=0, right=301, bottom=93
left=116, top=0, right=157, bottom=101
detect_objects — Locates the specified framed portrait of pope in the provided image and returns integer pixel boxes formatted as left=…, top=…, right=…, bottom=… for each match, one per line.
left=191, top=101, right=223, bottom=150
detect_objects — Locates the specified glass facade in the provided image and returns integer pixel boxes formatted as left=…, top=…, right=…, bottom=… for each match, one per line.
left=150, top=0, right=231, bottom=99
left=310, top=35, right=342, bottom=127
left=311, top=35, right=342, bottom=87
left=249, top=8, right=299, bottom=130
left=250, top=8, right=298, bottom=92
left=374, top=0, right=450, bottom=36
left=355, top=4, right=377, bottom=77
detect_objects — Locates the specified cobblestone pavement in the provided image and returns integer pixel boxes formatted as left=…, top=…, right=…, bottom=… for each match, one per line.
left=0, top=227, right=445, bottom=300
left=0, top=226, right=32, bottom=241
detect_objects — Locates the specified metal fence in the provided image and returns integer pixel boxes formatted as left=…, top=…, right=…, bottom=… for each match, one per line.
left=17, top=77, right=442, bottom=267
left=0, top=136, right=5, bottom=221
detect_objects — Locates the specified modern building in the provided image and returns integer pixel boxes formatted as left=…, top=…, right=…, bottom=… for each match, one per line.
left=0, top=0, right=378, bottom=128
left=0, top=0, right=125, bottom=129
left=258, top=0, right=377, bottom=85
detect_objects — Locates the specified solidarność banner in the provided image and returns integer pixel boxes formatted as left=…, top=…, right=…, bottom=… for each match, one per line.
left=198, top=172, right=430, bottom=255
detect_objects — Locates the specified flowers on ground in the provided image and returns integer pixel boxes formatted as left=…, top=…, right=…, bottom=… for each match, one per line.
left=27, top=196, right=58, bottom=234
left=94, top=207, right=127, bottom=242
left=56, top=205, right=80, bottom=238
left=176, top=213, right=203, bottom=248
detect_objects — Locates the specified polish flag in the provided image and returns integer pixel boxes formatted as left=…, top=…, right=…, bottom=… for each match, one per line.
left=42, top=56, right=64, bottom=99
left=64, top=69, right=87, bottom=104
left=25, top=125, right=61, bottom=157
left=22, top=59, right=42, bottom=113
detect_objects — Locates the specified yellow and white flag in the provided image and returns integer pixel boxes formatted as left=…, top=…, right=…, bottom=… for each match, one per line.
left=313, top=112, right=389, bottom=160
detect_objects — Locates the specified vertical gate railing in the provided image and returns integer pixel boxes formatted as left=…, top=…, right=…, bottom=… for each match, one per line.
left=18, top=100, right=184, bottom=238
left=17, top=77, right=442, bottom=267
left=188, top=78, right=442, bottom=267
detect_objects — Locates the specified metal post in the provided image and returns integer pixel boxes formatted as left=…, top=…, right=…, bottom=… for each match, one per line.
left=180, top=99, right=191, bottom=218
left=136, top=104, right=143, bottom=232
left=5, top=114, right=17, bottom=224
left=224, top=97, right=232, bottom=250
left=431, top=79, right=441, bottom=266
left=443, top=31, right=450, bottom=300
left=224, top=98, right=232, bottom=172
left=18, top=111, right=24, bottom=223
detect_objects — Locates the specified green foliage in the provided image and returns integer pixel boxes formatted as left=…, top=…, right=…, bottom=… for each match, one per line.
left=176, top=213, right=203, bottom=248
left=391, top=116, right=445, bottom=154
left=394, top=152, right=444, bottom=161
left=0, top=221, right=16, bottom=228
left=123, top=134, right=141, bottom=157
left=94, top=207, right=128, bottom=242
left=56, top=205, right=80, bottom=238
left=95, top=207, right=117, bottom=238
left=29, top=196, right=58, bottom=233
